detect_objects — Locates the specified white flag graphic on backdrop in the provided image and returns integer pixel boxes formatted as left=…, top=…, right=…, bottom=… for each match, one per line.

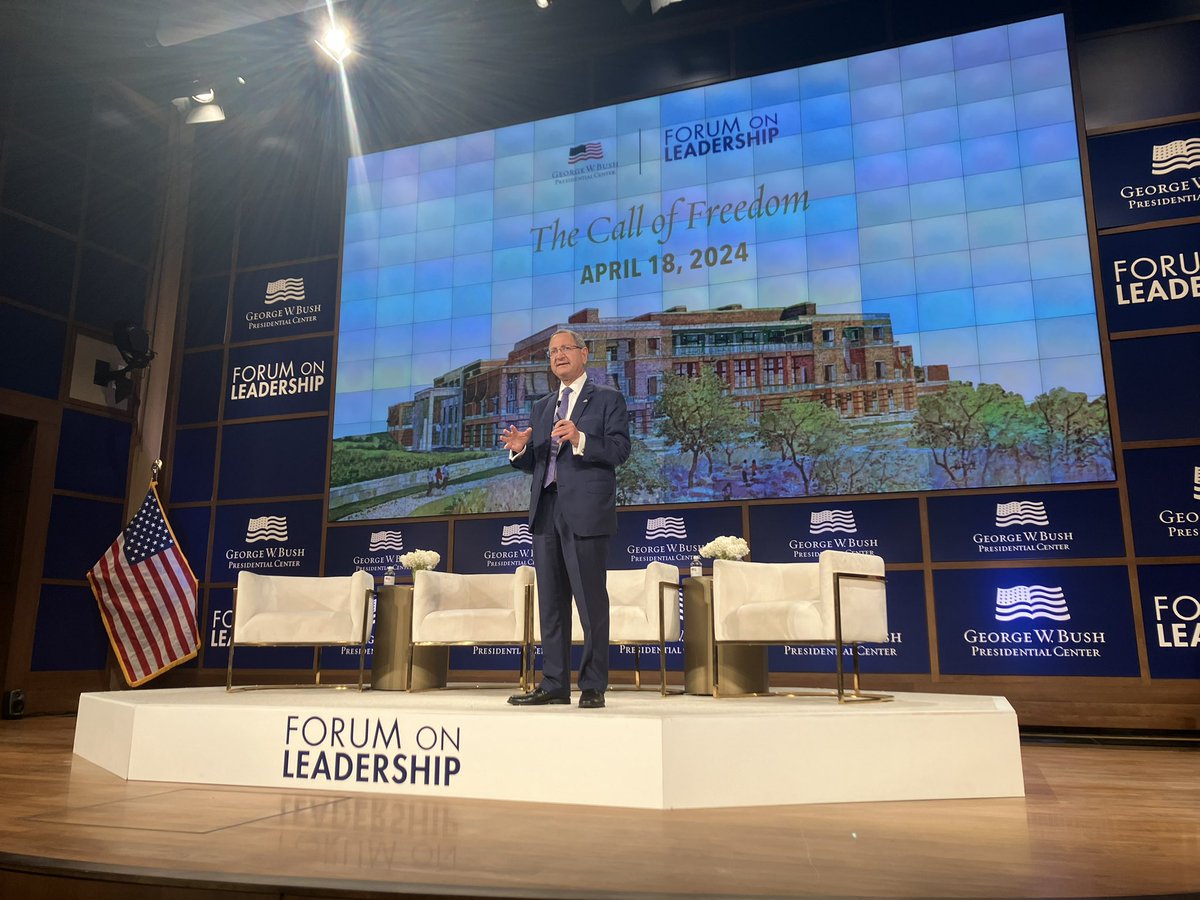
left=995, top=501, right=1049, bottom=528
left=994, top=585, right=1070, bottom=622
left=809, top=509, right=856, bottom=534
left=368, top=530, right=404, bottom=551
left=1151, top=138, right=1200, bottom=176
left=501, top=523, right=533, bottom=545
left=245, top=516, right=288, bottom=543
left=264, top=277, right=305, bottom=305
left=645, top=516, right=687, bottom=540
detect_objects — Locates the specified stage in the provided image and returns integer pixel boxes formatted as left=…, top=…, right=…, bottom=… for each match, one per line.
left=73, top=686, right=1024, bottom=809
left=0, top=715, right=1195, bottom=898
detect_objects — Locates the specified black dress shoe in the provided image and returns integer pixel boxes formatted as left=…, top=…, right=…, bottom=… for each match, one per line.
left=508, top=687, right=570, bottom=706
left=578, top=689, right=605, bottom=709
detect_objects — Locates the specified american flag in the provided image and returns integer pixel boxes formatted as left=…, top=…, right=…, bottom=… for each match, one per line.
left=568, top=142, right=604, bottom=164
left=87, top=485, right=199, bottom=687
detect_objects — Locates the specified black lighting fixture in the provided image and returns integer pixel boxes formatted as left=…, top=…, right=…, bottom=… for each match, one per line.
left=93, top=321, right=155, bottom=404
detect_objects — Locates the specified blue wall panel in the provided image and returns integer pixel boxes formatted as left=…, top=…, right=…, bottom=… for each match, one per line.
left=217, top=418, right=328, bottom=499
left=933, top=566, right=1140, bottom=676
left=1110, top=332, right=1200, bottom=442
left=41, top=495, right=124, bottom=581
left=0, top=305, right=65, bottom=399
left=170, top=427, right=218, bottom=503
left=54, top=409, right=131, bottom=497
left=177, top=350, right=223, bottom=425
left=31, top=584, right=109, bottom=671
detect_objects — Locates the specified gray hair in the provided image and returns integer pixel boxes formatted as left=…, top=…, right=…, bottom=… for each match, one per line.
left=549, top=328, right=586, bottom=349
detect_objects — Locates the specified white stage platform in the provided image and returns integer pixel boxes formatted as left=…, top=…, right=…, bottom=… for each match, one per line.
left=73, top=687, right=1024, bottom=810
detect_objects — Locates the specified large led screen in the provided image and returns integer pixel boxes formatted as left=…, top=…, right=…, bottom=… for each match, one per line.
left=331, top=14, right=1113, bottom=522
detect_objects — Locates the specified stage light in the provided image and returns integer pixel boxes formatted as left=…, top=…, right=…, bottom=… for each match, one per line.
left=535, top=0, right=552, bottom=8
left=185, top=101, right=226, bottom=124
left=174, top=85, right=226, bottom=125
left=316, top=23, right=353, bottom=64
left=94, top=321, right=155, bottom=403
left=623, top=0, right=686, bottom=11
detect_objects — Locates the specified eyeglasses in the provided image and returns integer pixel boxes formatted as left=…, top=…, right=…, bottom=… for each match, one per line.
left=547, top=345, right=583, bottom=358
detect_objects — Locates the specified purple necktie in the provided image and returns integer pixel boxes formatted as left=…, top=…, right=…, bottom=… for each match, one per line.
left=543, top=386, right=572, bottom=488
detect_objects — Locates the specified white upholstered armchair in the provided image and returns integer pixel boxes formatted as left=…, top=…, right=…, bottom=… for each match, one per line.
left=534, top=562, right=681, bottom=695
left=410, top=566, right=536, bottom=692
left=227, top=570, right=375, bottom=691
left=711, top=550, right=889, bottom=702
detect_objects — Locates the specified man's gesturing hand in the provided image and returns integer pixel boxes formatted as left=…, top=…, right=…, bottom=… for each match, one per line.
left=501, top=425, right=533, bottom=453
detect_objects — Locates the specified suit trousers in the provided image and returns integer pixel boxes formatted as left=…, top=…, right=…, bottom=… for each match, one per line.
left=532, top=489, right=611, bottom=694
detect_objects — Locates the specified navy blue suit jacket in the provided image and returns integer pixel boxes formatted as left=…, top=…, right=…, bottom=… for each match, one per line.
left=511, top=379, right=630, bottom=536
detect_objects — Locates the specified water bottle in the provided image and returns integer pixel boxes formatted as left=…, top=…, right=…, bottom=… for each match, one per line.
left=690, top=556, right=703, bottom=578
left=383, top=566, right=396, bottom=586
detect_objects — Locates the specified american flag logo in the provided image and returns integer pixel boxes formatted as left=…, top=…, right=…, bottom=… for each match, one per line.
left=568, top=142, right=604, bottom=165
left=1151, top=138, right=1200, bottom=176
left=994, top=585, right=1070, bottom=622
left=501, top=523, right=533, bottom=545
left=809, top=509, right=856, bottom=534
left=1193, top=466, right=1200, bottom=502
left=368, top=530, right=404, bottom=551
left=245, top=516, right=288, bottom=543
left=264, top=277, right=305, bottom=305
left=995, top=501, right=1049, bottom=528
left=87, top=486, right=199, bottom=687
left=645, top=516, right=687, bottom=540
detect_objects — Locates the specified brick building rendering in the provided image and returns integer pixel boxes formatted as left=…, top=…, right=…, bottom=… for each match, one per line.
left=390, top=303, right=949, bottom=450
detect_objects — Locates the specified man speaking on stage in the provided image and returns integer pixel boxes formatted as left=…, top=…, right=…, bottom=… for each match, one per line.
left=500, top=328, right=630, bottom=709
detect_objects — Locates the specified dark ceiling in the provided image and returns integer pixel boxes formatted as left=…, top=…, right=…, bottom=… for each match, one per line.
left=0, top=0, right=777, bottom=102
left=3, top=0, right=1200, bottom=150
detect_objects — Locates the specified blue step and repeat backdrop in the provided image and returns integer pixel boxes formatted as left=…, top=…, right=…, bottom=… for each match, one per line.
left=158, top=13, right=1198, bottom=688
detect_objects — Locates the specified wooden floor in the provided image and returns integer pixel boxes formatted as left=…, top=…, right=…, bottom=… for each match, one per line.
left=0, top=716, right=1197, bottom=899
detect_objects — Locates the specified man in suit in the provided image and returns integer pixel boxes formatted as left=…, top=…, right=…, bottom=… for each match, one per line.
left=500, top=328, right=630, bottom=708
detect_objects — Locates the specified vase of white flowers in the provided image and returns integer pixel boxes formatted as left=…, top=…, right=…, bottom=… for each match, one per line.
left=398, top=549, right=441, bottom=571
left=698, top=536, right=750, bottom=561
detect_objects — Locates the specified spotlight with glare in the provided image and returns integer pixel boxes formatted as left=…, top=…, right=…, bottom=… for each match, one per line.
left=535, top=0, right=551, bottom=7
left=174, top=85, right=226, bottom=124
left=316, top=23, right=353, bottom=64
left=185, top=103, right=226, bottom=124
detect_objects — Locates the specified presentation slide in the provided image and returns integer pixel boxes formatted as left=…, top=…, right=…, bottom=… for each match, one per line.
left=330, top=13, right=1113, bottom=522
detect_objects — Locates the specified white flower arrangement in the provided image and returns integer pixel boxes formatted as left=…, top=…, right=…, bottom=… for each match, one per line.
left=698, top=535, right=750, bottom=561
left=398, top=549, right=441, bottom=571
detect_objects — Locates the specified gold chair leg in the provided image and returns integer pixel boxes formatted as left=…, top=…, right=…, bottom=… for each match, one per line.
left=852, top=643, right=862, bottom=696
left=659, top=580, right=670, bottom=696
left=659, top=635, right=668, bottom=697
left=226, top=589, right=239, bottom=692
left=358, top=587, right=371, bottom=691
